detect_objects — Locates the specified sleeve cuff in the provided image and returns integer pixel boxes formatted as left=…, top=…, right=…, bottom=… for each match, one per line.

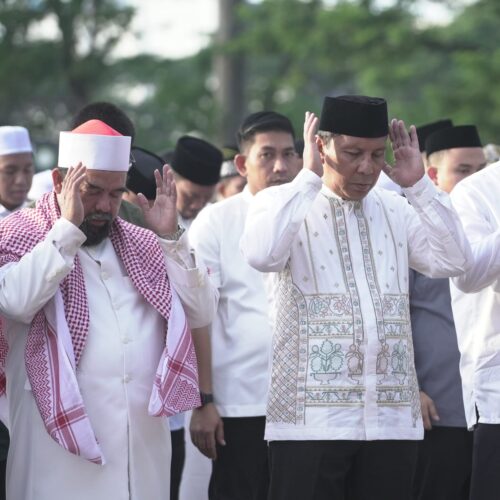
left=403, top=174, right=439, bottom=208
left=294, top=168, right=324, bottom=193
left=49, top=218, right=87, bottom=257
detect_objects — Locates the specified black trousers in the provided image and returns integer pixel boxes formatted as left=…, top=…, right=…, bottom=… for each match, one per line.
left=170, top=428, right=185, bottom=500
left=268, top=439, right=417, bottom=500
left=209, top=416, right=269, bottom=500
left=469, top=423, right=500, bottom=500
left=0, top=422, right=8, bottom=500
left=412, top=426, right=472, bottom=500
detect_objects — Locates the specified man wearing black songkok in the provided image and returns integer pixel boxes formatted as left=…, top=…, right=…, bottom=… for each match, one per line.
left=169, top=136, right=223, bottom=229
left=240, top=96, right=472, bottom=500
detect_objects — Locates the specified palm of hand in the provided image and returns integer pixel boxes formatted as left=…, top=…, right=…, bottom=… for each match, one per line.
left=389, top=143, right=424, bottom=188
left=385, top=119, right=425, bottom=188
left=143, top=194, right=177, bottom=235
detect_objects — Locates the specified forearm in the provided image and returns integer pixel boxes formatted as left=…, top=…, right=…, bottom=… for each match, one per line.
left=240, top=168, right=322, bottom=272
left=405, top=175, right=472, bottom=278
left=452, top=230, right=500, bottom=293
left=0, top=218, right=85, bottom=323
left=191, top=325, right=213, bottom=393
left=159, top=233, right=218, bottom=328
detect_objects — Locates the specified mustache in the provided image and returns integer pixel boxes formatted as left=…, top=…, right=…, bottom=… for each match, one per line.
left=85, top=213, right=113, bottom=223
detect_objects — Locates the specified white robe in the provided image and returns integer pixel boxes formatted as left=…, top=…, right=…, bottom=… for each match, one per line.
left=0, top=218, right=217, bottom=500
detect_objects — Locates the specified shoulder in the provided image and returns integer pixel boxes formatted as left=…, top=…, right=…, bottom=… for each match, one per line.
left=452, top=162, right=499, bottom=204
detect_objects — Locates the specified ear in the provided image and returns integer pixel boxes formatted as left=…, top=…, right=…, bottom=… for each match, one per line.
left=316, top=135, right=327, bottom=163
left=234, top=154, right=248, bottom=178
left=427, top=166, right=439, bottom=186
left=51, top=168, right=64, bottom=194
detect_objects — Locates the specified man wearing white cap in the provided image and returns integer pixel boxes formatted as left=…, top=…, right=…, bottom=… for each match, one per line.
left=0, top=125, right=34, bottom=499
left=0, top=119, right=217, bottom=500
left=0, top=126, right=34, bottom=219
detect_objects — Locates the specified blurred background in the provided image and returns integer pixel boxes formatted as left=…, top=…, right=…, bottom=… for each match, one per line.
left=1, top=0, right=498, bottom=170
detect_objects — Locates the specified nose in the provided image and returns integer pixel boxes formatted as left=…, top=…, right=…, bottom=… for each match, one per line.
left=357, top=155, right=375, bottom=175
left=273, top=156, right=287, bottom=173
left=95, top=193, right=112, bottom=213
left=13, top=170, right=32, bottom=186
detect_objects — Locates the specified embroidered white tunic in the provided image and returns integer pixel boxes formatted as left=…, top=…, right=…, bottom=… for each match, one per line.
left=240, top=169, right=471, bottom=442
left=0, top=217, right=217, bottom=500
left=449, top=161, right=500, bottom=429
left=189, top=188, right=273, bottom=417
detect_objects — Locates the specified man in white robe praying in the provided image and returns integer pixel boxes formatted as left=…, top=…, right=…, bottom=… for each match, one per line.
left=0, top=119, right=217, bottom=500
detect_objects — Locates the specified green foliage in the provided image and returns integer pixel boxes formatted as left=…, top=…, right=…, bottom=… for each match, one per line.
left=1, top=0, right=499, bottom=159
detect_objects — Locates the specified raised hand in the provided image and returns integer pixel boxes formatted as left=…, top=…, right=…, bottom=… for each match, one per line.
left=303, top=111, right=323, bottom=178
left=59, top=162, right=86, bottom=227
left=137, top=164, right=178, bottom=237
left=383, top=118, right=425, bottom=188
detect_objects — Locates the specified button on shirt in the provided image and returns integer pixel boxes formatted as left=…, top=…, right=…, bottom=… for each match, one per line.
left=189, top=188, right=273, bottom=417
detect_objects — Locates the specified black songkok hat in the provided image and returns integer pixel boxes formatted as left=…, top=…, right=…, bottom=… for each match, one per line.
left=425, top=125, right=482, bottom=157
left=416, top=119, right=453, bottom=152
left=171, top=136, right=223, bottom=186
left=319, top=95, right=388, bottom=138
left=127, top=146, right=164, bottom=200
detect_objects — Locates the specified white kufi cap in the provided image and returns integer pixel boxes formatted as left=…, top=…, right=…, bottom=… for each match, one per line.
left=58, top=119, right=131, bottom=172
left=0, top=126, right=33, bottom=156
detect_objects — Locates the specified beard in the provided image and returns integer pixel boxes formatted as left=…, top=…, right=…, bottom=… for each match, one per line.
left=79, top=212, right=113, bottom=247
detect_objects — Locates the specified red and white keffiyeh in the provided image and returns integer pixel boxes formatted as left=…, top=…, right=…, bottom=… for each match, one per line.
left=0, top=192, right=201, bottom=464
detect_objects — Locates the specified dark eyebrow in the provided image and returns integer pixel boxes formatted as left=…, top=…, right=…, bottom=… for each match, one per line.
left=86, top=181, right=127, bottom=193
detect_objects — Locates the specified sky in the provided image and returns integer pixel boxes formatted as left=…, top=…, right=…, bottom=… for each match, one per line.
left=113, top=0, right=459, bottom=60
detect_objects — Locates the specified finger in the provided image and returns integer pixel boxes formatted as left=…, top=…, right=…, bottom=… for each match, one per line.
left=408, top=124, right=419, bottom=149
left=389, top=118, right=398, bottom=145
left=303, top=111, right=311, bottom=141
left=136, top=193, right=150, bottom=213
left=154, top=168, right=163, bottom=197
left=398, top=120, right=410, bottom=145
left=428, top=400, right=440, bottom=422
left=307, top=116, right=319, bottom=144
left=164, top=165, right=174, bottom=198
left=421, top=405, right=432, bottom=430
left=204, top=431, right=217, bottom=460
left=216, top=419, right=226, bottom=447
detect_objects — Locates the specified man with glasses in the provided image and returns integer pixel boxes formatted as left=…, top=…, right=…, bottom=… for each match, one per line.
left=189, top=111, right=301, bottom=499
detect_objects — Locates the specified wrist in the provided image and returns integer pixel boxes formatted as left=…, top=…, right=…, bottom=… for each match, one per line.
left=199, top=391, right=214, bottom=407
left=159, top=224, right=185, bottom=241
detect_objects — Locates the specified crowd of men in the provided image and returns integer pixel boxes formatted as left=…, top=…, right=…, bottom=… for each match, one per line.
left=0, top=95, right=498, bottom=500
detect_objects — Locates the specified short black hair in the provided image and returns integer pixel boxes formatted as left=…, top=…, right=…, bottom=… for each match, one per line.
left=236, top=111, right=295, bottom=152
left=71, top=102, right=135, bottom=141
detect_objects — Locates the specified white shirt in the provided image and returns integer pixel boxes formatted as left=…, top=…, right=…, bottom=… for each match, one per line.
left=450, top=161, right=500, bottom=429
left=0, top=217, right=217, bottom=500
left=189, top=188, right=273, bottom=417
left=241, top=169, right=471, bottom=441
left=0, top=200, right=29, bottom=220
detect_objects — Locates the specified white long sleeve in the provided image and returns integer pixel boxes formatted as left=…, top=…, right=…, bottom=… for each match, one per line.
left=450, top=172, right=500, bottom=293
left=0, top=218, right=85, bottom=324
left=241, top=169, right=471, bottom=279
